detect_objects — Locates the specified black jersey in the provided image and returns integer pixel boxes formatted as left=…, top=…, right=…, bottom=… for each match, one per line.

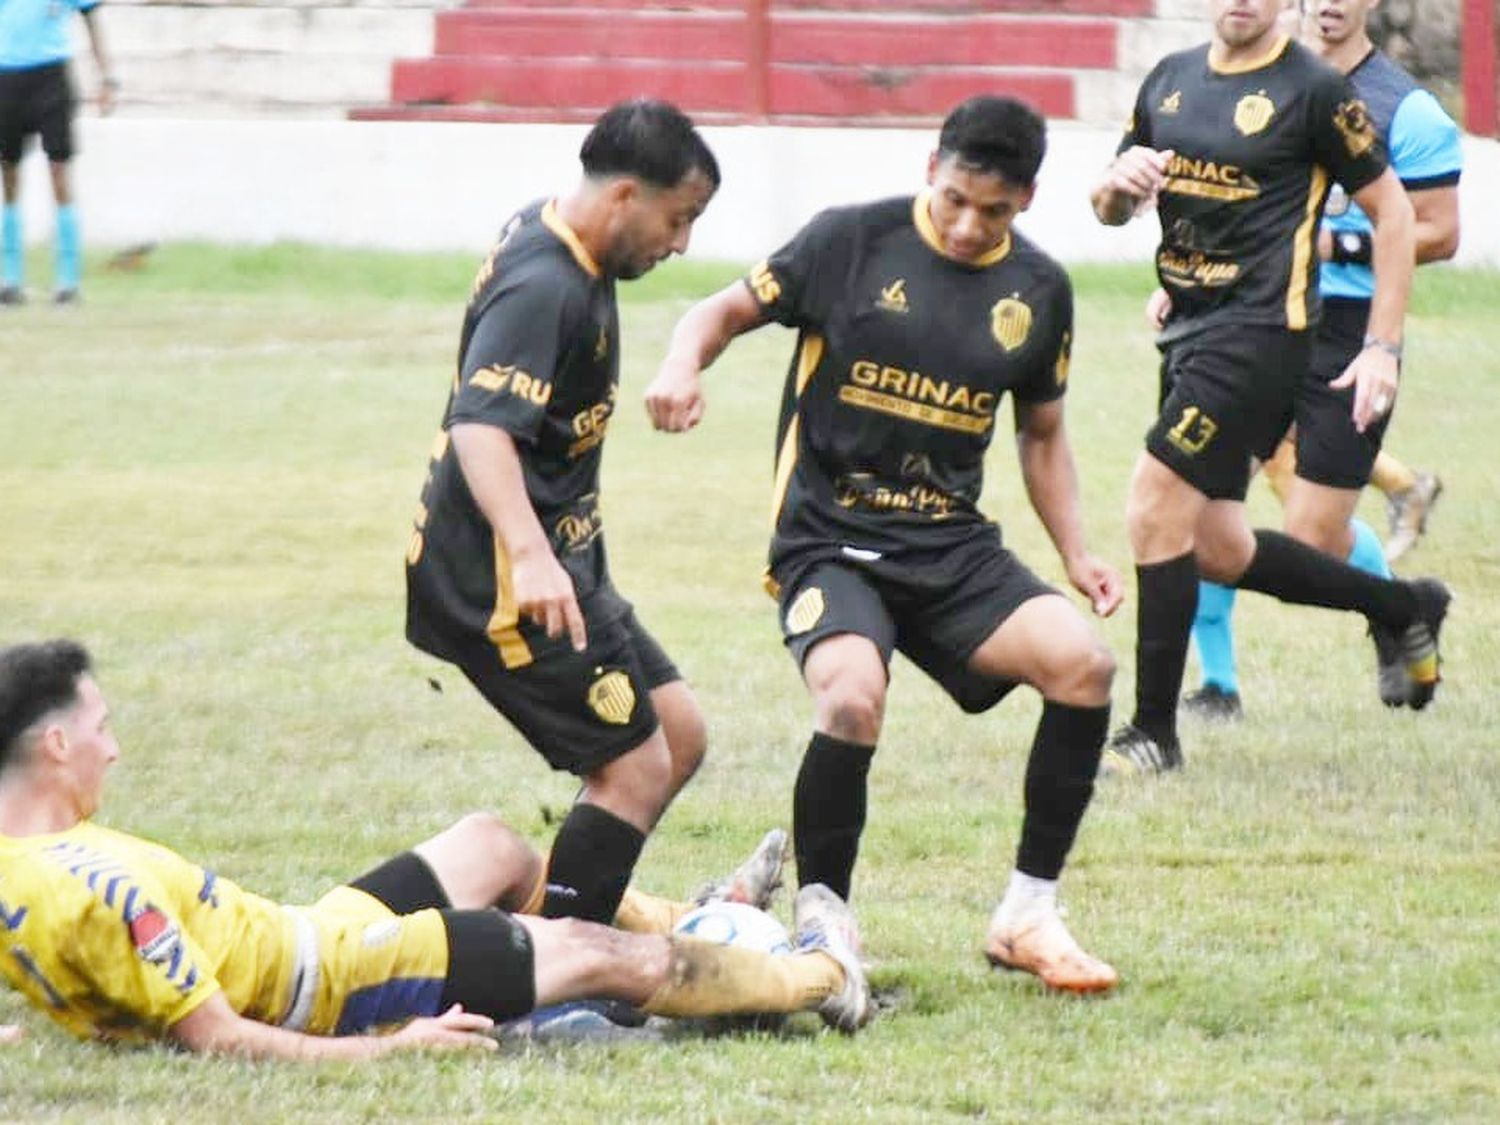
left=1120, top=36, right=1388, bottom=341
left=406, top=198, right=627, bottom=669
left=749, top=194, right=1073, bottom=565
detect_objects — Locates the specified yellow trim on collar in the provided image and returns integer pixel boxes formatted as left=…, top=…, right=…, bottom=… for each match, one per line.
left=912, top=190, right=1012, bottom=268
left=541, top=199, right=602, bottom=279
left=1210, top=34, right=1289, bottom=75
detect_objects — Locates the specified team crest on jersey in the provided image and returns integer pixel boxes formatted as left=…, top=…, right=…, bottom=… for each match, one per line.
left=990, top=296, right=1032, bottom=352
left=127, top=903, right=182, bottom=967
left=877, top=279, right=909, bottom=314
left=1234, top=91, right=1275, bottom=136
left=1159, top=90, right=1182, bottom=115
left=587, top=669, right=636, bottom=725
left=1333, top=99, right=1377, bottom=158
left=786, top=587, right=826, bottom=636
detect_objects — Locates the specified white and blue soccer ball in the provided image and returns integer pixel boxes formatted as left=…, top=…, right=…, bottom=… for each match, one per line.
left=673, top=900, right=793, bottom=955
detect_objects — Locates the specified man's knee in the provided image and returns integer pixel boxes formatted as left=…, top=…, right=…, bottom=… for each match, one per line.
left=813, top=674, right=886, bottom=744
left=1038, top=638, right=1115, bottom=706
left=455, top=812, right=542, bottom=902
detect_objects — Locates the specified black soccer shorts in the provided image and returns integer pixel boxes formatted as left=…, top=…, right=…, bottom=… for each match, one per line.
left=772, top=529, right=1057, bottom=714
left=1147, top=323, right=1310, bottom=501
left=448, top=608, right=679, bottom=776
left=1294, top=298, right=1393, bottom=490
left=0, top=63, right=77, bottom=165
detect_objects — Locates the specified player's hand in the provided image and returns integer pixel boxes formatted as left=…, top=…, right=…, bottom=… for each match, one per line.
left=644, top=354, right=706, bottom=432
left=99, top=79, right=118, bottom=117
left=1066, top=554, right=1125, bottom=618
left=511, top=545, right=587, bottom=651
left=1330, top=345, right=1399, bottom=434
left=387, top=1004, right=497, bottom=1054
left=1103, top=146, right=1174, bottom=214
left=1144, top=287, right=1172, bottom=330
left=0, top=1024, right=24, bottom=1046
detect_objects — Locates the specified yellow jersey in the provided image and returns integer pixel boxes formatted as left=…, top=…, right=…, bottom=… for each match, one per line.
left=0, top=822, right=298, bottom=1042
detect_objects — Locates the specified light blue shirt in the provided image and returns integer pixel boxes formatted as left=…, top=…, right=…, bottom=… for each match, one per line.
left=0, top=0, right=100, bottom=72
left=1321, top=50, right=1464, bottom=301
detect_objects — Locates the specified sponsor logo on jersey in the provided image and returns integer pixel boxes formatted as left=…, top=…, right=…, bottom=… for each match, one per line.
left=1234, top=90, right=1276, bottom=136
left=842, top=361, right=996, bottom=435
left=1159, top=90, right=1182, bottom=115
left=554, top=501, right=603, bottom=552
left=1333, top=99, right=1377, bottom=158
left=1157, top=249, right=1242, bottom=289
left=568, top=385, right=618, bottom=458
left=835, top=474, right=962, bottom=518
left=749, top=260, right=782, bottom=306
left=362, top=919, right=402, bottom=948
left=128, top=904, right=181, bottom=966
left=990, top=296, right=1033, bottom=352
left=876, top=279, right=909, bottom=314
left=1162, top=155, right=1261, bottom=203
left=587, top=669, right=636, bottom=725
left=469, top=364, right=553, bottom=406
left=785, top=587, right=826, bottom=635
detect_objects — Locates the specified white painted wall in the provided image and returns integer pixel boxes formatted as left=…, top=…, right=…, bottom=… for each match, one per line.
left=14, top=118, right=1500, bottom=266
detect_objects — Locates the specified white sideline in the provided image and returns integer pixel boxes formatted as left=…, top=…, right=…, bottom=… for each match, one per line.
left=14, top=118, right=1500, bottom=266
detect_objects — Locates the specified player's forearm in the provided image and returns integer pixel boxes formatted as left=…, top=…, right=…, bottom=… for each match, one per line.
left=1366, top=202, right=1415, bottom=347
left=81, top=10, right=114, bottom=83
left=1090, top=182, right=1136, bottom=227
left=171, top=997, right=389, bottom=1062
left=665, top=283, right=762, bottom=372
left=450, top=423, right=552, bottom=561
left=1019, top=433, right=1090, bottom=566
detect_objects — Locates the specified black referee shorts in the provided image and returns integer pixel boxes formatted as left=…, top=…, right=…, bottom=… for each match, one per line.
left=1148, top=323, right=1309, bottom=501
left=772, top=530, right=1057, bottom=714
left=1294, top=298, right=1392, bottom=490
left=0, top=63, right=77, bottom=165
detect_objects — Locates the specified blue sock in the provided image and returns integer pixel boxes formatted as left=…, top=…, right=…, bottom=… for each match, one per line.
left=1346, top=517, right=1391, bottom=578
left=2, top=204, right=21, bottom=287
left=1191, top=580, right=1239, bottom=693
left=55, top=204, right=80, bottom=293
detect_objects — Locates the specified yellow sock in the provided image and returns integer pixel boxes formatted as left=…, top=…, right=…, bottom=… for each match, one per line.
left=613, top=888, right=693, bottom=934
left=1371, top=451, right=1416, bottom=496
left=641, top=939, right=842, bottom=1018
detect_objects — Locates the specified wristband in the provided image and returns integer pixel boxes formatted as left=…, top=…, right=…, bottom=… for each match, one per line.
left=1330, top=229, right=1373, bottom=265
left=1362, top=335, right=1402, bottom=361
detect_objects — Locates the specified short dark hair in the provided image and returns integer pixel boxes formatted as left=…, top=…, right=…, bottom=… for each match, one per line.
left=936, top=96, right=1047, bottom=187
left=0, top=640, right=92, bottom=770
left=580, top=98, right=721, bottom=192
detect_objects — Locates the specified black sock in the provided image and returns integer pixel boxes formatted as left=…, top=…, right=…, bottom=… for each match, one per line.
left=1132, top=553, right=1198, bottom=746
left=792, top=732, right=875, bottom=900
left=541, top=803, right=645, bottom=923
left=1235, top=529, right=1417, bottom=628
left=1017, top=701, right=1110, bottom=879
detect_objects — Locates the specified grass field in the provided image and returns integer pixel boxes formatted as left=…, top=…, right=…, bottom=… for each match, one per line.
left=1, top=245, right=1498, bottom=1122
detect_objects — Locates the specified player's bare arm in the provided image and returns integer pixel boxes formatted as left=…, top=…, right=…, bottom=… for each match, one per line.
left=1409, top=184, right=1460, bottom=263
left=1014, top=398, right=1124, bottom=617
left=450, top=422, right=587, bottom=650
left=170, top=993, right=497, bottom=1062
left=80, top=8, right=118, bottom=117
left=1329, top=169, right=1415, bottom=433
left=1090, top=146, right=1175, bottom=226
left=646, top=281, right=767, bottom=432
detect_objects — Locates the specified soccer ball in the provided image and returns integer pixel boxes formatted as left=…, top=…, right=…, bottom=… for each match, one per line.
left=673, top=900, right=793, bottom=955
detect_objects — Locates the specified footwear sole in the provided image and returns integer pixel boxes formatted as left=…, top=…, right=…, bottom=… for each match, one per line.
left=983, top=947, right=1118, bottom=994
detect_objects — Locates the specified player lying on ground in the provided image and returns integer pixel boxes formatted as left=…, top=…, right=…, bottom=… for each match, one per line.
left=0, top=640, right=870, bottom=1058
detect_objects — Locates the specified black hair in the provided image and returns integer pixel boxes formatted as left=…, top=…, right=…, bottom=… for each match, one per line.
left=936, top=96, right=1048, bottom=187
left=0, top=640, right=92, bottom=770
left=579, top=98, right=721, bottom=192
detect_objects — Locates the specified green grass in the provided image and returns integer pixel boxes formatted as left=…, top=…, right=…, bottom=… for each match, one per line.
left=2, top=245, right=1498, bottom=1122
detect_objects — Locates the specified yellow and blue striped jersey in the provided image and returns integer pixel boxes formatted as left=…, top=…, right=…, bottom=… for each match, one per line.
left=0, top=823, right=297, bottom=1042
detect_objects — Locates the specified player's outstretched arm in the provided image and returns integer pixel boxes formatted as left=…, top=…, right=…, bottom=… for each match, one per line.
left=1014, top=399, right=1123, bottom=617
left=1331, top=169, right=1414, bottom=434
left=1090, top=146, right=1174, bottom=226
left=451, top=423, right=586, bottom=650
left=646, top=281, right=767, bottom=432
left=170, top=994, right=497, bottom=1062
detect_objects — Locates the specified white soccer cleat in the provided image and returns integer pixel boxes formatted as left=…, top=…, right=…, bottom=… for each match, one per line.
left=984, top=903, right=1118, bottom=994
left=793, top=883, right=873, bottom=1032
left=694, top=828, right=789, bottom=910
